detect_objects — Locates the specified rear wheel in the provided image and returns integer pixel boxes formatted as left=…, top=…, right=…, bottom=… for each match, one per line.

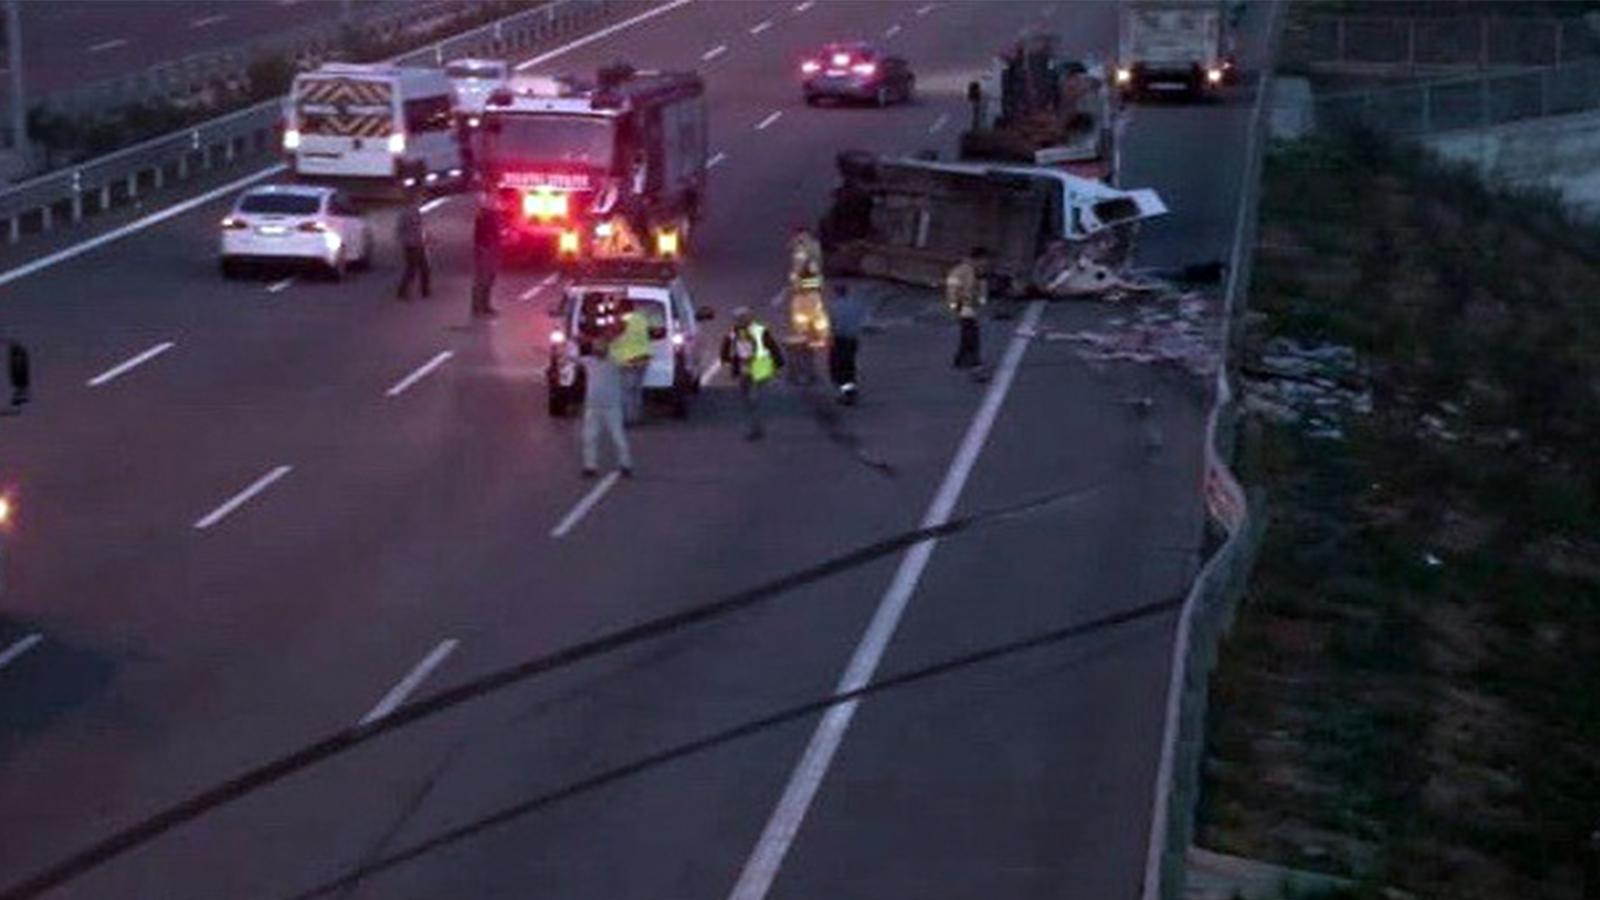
left=874, top=86, right=890, bottom=107
left=324, top=250, right=347, bottom=282
left=220, top=258, right=242, bottom=280
left=901, top=77, right=915, bottom=104
left=352, top=229, right=375, bottom=271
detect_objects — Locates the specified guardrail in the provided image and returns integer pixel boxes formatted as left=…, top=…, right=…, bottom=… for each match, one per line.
left=0, top=0, right=635, bottom=247
left=1287, top=14, right=1600, bottom=76
left=1139, top=3, right=1282, bottom=898
left=1315, top=57, right=1600, bottom=138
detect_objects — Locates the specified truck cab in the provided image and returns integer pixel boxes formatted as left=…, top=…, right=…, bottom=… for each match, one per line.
left=1115, top=1, right=1236, bottom=100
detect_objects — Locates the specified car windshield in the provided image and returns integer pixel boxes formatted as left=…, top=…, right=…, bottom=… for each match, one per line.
left=447, top=62, right=504, bottom=80
left=238, top=193, right=320, bottom=215
left=485, top=115, right=615, bottom=168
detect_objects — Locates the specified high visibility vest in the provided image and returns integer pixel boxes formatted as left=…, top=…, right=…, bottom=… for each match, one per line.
left=741, top=323, right=776, bottom=384
left=609, top=311, right=652, bottom=366
left=945, top=260, right=984, bottom=317
left=789, top=234, right=823, bottom=291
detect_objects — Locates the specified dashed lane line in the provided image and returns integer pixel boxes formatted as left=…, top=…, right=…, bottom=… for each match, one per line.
left=749, top=19, right=772, bottom=34
left=755, top=111, right=783, bottom=131
left=266, top=277, right=295, bottom=293
left=419, top=196, right=451, bottom=214
left=86, top=341, right=175, bottom=387
left=883, top=24, right=902, bottom=38
left=928, top=112, right=949, bottom=134
left=385, top=351, right=454, bottom=398
left=708, top=151, right=728, bottom=169
left=702, top=44, right=728, bottom=62
left=550, top=472, right=621, bottom=539
left=0, top=634, right=43, bottom=673
left=193, top=465, right=294, bottom=531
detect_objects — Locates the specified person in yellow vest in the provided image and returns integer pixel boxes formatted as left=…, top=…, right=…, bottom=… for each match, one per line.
left=609, top=298, right=653, bottom=425
left=720, top=306, right=785, bottom=440
left=787, top=227, right=830, bottom=374
left=947, top=246, right=989, bottom=369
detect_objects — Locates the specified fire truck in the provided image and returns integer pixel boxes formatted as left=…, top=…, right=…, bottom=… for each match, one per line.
left=478, top=64, right=708, bottom=264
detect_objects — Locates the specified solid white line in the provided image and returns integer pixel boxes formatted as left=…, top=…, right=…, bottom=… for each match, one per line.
left=708, top=151, right=728, bottom=169
left=883, top=23, right=902, bottom=38
left=193, top=465, right=293, bottom=530
left=928, top=112, right=949, bottom=134
left=728, top=302, right=1045, bottom=900
left=699, top=359, right=722, bottom=387
left=0, top=165, right=284, bottom=290
left=793, top=0, right=813, bottom=12
left=916, top=3, right=936, bottom=14
left=754, top=111, right=783, bottom=131
left=385, top=350, right=454, bottom=398
left=266, top=277, right=295, bottom=293
left=86, top=341, right=175, bottom=387
left=702, top=44, right=728, bottom=62
left=515, top=0, right=696, bottom=71
left=359, top=639, right=459, bottom=725
left=749, top=19, right=772, bottom=34
left=419, top=196, right=451, bottom=214
left=0, top=634, right=43, bottom=673
left=88, top=38, right=128, bottom=53
left=550, top=471, right=621, bottom=539
left=190, top=14, right=228, bottom=27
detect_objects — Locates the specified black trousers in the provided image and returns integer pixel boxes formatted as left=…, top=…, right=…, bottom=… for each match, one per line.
left=954, top=317, right=981, bottom=368
left=397, top=246, right=431, bottom=298
left=829, top=335, right=859, bottom=388
left=471, top=272, right=496, bottom=312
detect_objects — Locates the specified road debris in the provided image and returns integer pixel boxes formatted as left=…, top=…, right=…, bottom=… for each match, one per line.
left=1242, top=336, right=1371, bottom=440
left=1034, top=290, right=1220, bottom=376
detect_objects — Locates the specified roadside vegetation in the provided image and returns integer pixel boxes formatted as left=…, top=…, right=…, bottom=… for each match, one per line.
left=1198, top=127, right=1600, bottom=899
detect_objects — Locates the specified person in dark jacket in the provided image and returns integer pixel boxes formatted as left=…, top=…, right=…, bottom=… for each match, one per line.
left=395, top=194, right=431, bottom=301
left=470, top=199, right=501, bottom=318
left=825, top=280, right=867, bottom=405
left=720, top=307, right=785, bottom=440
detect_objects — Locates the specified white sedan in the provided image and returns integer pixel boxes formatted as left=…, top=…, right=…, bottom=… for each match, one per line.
left=219, top=185, right=373, bottom=279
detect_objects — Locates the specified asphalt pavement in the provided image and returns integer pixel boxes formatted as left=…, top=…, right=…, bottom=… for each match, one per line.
left=0, top=1, right=1268, bottom=897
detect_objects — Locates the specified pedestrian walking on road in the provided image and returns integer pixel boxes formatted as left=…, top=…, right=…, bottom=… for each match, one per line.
left=825, top=280, right=866, bottom=405
left=721, top=306, right=785, bottom=440
left=580, top=339, right=633, bottom=479
left=395, top=193, right=432, bottom=301
left=609, top=298, right=652, bottom=425
left=947, top=246, right=988, bottom=369
left=470, top=198, right=501, bottom=318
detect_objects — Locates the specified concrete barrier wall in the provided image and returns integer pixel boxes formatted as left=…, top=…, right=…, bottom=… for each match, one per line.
left=1423, top=109, right=1600, bottom=218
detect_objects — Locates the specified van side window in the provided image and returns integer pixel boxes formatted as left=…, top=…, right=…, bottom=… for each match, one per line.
left=404, top=96, right=454, bottom=133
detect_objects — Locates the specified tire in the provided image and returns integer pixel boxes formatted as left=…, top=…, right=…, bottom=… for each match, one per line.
left=324, top=250, right=347, bottom=282
left=803, top=92, right=818, bottom=107
left=901, top=78, right=915, bottom=104
left=352, top=229, right=375, bottom=271
left=874, top=86, right=889, bottom=108
left=220, top=258, right=241, bottom=280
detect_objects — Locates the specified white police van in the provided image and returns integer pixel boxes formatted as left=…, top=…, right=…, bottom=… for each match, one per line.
left=284, top=63, right=464, bottom=189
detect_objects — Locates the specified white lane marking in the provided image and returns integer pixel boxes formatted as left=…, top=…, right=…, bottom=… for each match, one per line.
left=708, top=151, right=728, bottom=169
left=515, top=0, right=695, bottom=71
left=520, top=272, right=559, bottom=301
left=193, top=464, right=294, bottom=531
left=86, top=341, right=175, bottom=387
left=793, top=0, right=813, bottom=12
left=916, top=3, right=936, bottom=14
left=699, top=359, right=722, bottom=387
left=702, top=43, right=728, bottom=62
left=266, top=277, right=295, bottom=293
left=0, top=165, right=284, bottom=290
left=359, top=639, right=459, bottom=725
left=190, top=14, right=228, bottom=27
left=0, top=4, right=680, bottom=291
left=88, top=38, right=129, bottom=53
left=385, top=351, right=454, bottom=398
left=749, top=19, right=772, bottom=34
left=883, top=23, right=902, bottom=38
left=928, top=112, right=949, bottom=134
left=0, top=634, right=43, bottom=673
left=754, top=111, right=783, bottom=131
left=419, top=196, right=451, bottom=214
left=728, top=302, right=1046, bottom=900
left=550, top=471, right=621, bottom=539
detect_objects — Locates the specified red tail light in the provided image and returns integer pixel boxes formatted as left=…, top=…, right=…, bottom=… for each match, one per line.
left=801, top=60, right=821, bottom=74
left=851, top=62, right=877, bottom=76
left=221, top=217, right=247, bottom=230
left=296, top=221, right=328, bottom=233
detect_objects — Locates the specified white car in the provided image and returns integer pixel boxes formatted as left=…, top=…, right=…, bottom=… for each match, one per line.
left=546, top=264, right=715, bottom=418
left=219, top=185, right=373, bottom=279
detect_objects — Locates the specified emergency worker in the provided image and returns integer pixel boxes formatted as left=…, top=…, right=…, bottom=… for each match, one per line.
left=609, top=298, right=653, bottom=425
left=947, top=246, right=989, bottom=369
left=825, top=280, right=866, bottom=405
left=470, top=198, right=501, bottom=319
left=580, top=336, right=633, bottom=479
left=786, top=226, right=829, bottom=379
left=395, top=193, right=432, bottom=301
left=720, top=306, right=785, bottom=440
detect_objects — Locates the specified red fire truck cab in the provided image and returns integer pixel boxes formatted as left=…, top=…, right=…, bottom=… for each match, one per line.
left=478, top=65, right=707, bottom=264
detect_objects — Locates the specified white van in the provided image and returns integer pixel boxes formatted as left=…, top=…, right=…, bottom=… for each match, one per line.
left=285, top=63, right=464, bottom=187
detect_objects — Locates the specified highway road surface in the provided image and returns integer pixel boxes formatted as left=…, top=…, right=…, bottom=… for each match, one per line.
left=11, top=0, right=413, bottom=98
left=0, top=1, right=1271, bottom=897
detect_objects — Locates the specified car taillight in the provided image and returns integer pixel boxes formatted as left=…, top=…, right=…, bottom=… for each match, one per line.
left=550, top=329, right=567, bottom=345
left=831, top=52, right=850, bottom=67
left=851, top=62, right=876, bottom=76
left=801, top=60, right=821, bottom=74
left=523, top=190, right=568, bottom=221
left=387, top=132, right=406, bottom=154
left=1206, top=67, right=1224, bottom=84
left=297, top=221, right=328, bottom=233
left=283, top=128, right=301, bottom=151
left=221, top=217, right=247, bottom=230
left=0, top=494, right=13, bottom=529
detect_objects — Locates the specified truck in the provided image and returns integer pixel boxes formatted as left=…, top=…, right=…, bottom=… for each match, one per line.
left=477, top=64, right=708, bottom=264
left=1114, top=0, right=1236, bottom=100
left=960, top=32, right=1121, bottom=182
left=817, top=152, right=1166, bottom=296
left=284, top=63, right=465, bottom=190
